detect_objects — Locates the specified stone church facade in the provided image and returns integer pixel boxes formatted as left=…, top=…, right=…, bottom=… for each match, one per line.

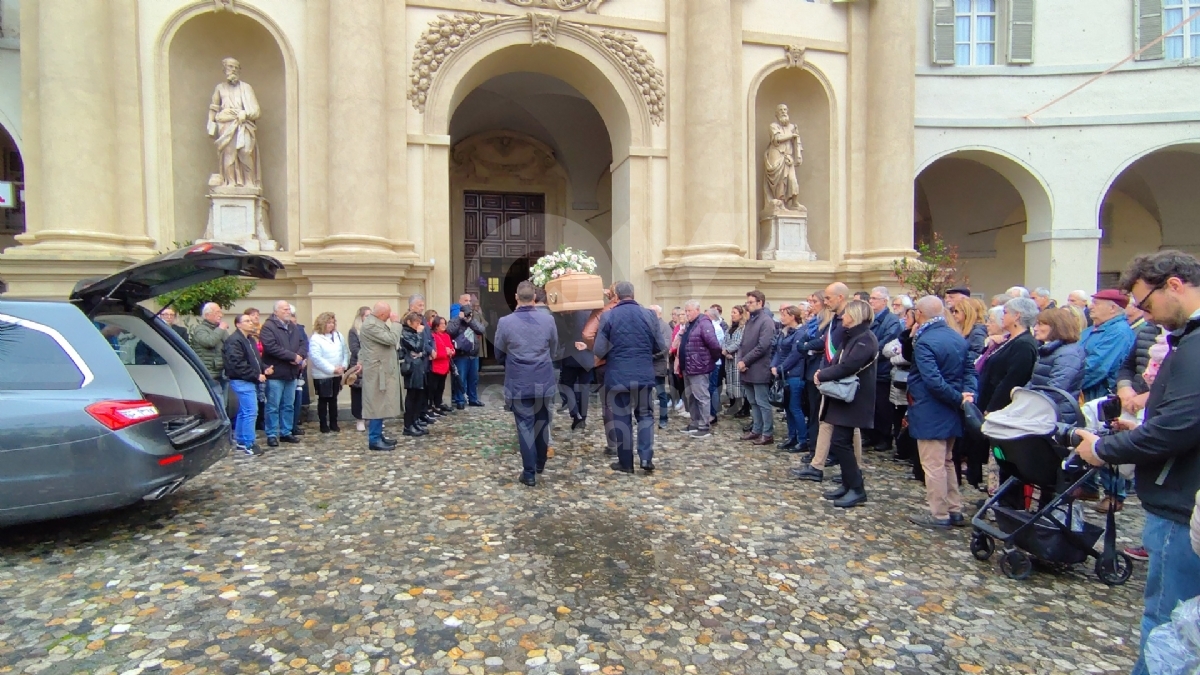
left=0, top=0, right=917, bottom=320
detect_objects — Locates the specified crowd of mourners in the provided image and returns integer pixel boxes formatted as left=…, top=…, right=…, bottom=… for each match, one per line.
left=169, top=250, right=1200, bottom=675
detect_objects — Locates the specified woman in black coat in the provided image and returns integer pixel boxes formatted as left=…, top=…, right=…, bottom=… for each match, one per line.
left=976, top=298, right=1040, bottom=413
left=815, top=299, right=878, bottom=508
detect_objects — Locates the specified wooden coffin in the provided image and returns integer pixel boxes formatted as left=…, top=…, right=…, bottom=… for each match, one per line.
left=545, top=273, right=605, bottom=312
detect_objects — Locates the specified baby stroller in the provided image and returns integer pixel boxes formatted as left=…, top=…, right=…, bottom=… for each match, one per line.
left=969, top=386, right=1133, bottom=585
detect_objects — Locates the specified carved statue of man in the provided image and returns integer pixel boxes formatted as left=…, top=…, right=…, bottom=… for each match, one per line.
left=763, top=103, right=802, bottom=212
left=207, top=57, right=261, bottom=188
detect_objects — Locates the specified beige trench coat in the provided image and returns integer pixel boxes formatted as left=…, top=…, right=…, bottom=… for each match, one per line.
left=359, top=315, right=403, bottom=420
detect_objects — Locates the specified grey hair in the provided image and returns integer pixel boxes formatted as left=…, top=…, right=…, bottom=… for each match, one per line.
left=991, top=294, right=1009, bottom=307
left=201, top=302, right=221, bottom=318
left=408, top=293, right=425, bottom=307
left=684, top=299, right=702, bottom=310
left=1006, top=286, right=1031, bottom=298
left=895, top=294, right=913, bottom=309
left=614, top=280, right=635, bottom=300
left=648, top=304, right=662, bottom=313
left=1005, top=297, right=1040, bottom=328
left=1068, top=290, right=1089, bottom=301
left=987, top=306, right=1005, bottom=325
left=1033, top=287, right=1051, bottom=298
left=871, top=286, right=890, bottom=300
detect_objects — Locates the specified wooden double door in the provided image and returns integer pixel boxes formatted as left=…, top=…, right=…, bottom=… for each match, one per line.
left=463, top=191, right=546, bottom=357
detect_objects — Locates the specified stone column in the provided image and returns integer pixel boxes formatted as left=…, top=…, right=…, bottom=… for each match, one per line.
left=323, top=0, right=393, bottom=254
left=7, top=0, right=153, bottom=259
left=862, top=0, right=918, bottom=259
left=679, top=0, right=743, bottom=259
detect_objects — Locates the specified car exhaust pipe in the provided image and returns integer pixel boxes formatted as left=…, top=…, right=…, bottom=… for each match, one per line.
left=143, top=478, right=186, bottom=501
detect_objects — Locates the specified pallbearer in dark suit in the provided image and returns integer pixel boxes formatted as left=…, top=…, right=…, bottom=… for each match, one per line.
left=594, top=281, right=666, bottom=474
left=494, top=281, right=560, bottom=487
left=558, top=309, right=595, bottom=431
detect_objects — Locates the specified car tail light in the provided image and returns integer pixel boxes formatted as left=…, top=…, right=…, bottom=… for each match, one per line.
left=158, top=454, right=184, bottom=466
left=85, top=400, right=160, bottom=431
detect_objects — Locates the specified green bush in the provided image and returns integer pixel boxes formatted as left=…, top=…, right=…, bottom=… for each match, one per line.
left=154, top=241, right=256, bottom=316
left=156, top=275, right=256, bottom=317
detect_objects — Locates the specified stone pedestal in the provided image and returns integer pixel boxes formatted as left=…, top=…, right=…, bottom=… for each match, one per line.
left=760, top=204, right=816, bottom=261
left=202, top=184, right=278, bottom=252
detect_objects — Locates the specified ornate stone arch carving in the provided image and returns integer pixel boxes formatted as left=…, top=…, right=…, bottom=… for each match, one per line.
left=450, top=131, right=566, bottom=185
left=408, top=12, right=664, bottom=125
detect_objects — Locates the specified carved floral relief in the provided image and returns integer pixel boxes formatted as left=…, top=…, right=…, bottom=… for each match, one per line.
left=408, top=12, right=665, bottom=125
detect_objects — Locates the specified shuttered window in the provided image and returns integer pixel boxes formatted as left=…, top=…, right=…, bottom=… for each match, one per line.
left=1163, top=0, right=1200, bottom=58
left=1135, top=0, right=1166, bottom=61
left=931, top=0, right=958, bottom=65
left=1006, top=0, right=1035, bottom=63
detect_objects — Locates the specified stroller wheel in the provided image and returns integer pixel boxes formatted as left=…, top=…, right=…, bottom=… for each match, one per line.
left=970, top=533, right=995, bottom=561
left=1095, top=552, right=1134, bottom=586
left=999, top=550, right=1033, bottom=580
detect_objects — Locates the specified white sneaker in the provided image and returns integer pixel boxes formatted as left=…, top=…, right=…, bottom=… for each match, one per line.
left=356, top=420, right=366, bottom=432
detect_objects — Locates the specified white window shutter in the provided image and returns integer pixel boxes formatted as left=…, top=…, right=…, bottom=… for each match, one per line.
left=931, top=0, right=956, bottom=65
left=1006, top=0, right=1035, bottom=64
left=1135, top=0, right=1165, bottom=61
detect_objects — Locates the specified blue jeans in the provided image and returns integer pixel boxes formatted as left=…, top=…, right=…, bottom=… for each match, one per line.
left=746, top=382, right=774, bottom=436
left=784, top=376, right=807, bottom=445
left=610, top=387, right=654, bottom=469
left=229, top=380, right=258, bottom=448
left=265, top=378, right=294, bottom=439
left=1132, top=512, right=1200, bottom=675
left=708, top=367, right=721, bottom=418
left=511, top=397, right=551, bottom=480
left=367, top=418, right=384, bottom=446
left=453, top=356, right=480, bottom=405
left=655, top=376, right=669, bottom=425
left=292, top=379, right=305, bottom=432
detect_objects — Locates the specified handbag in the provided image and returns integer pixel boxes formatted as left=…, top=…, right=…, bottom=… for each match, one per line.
left=767, top=375, right=786, bottom=409
left=341, top=364, right=361, bottom=387
left=816, top=354, right=873, bottom=403
left=962, top=399, right=985, bottom=443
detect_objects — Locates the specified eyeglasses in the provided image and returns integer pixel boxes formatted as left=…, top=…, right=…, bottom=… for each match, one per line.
left=1132, top=282, right=1166, bottom=312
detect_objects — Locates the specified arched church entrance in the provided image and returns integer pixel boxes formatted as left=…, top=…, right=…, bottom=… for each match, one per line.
left=449, top=72, right=614, bottom=353
left=419, top=24, right=652, bottom=319
left=915, top=150, right=1052, bottom=297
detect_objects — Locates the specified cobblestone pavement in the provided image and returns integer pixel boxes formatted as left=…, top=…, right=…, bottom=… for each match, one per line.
left=1, top=396, right=1148, bottom=675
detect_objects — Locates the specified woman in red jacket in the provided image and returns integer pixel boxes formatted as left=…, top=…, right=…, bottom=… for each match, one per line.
left=429, top=317, right=456, bottom=414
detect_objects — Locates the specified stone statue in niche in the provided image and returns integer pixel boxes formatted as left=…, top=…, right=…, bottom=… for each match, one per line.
left=763, top=103, right=802, bottom=212
left=760, top=103, right=815, bottom=261
left=201, top=57, right=277, bottom=252
left=208, top=57, right=260, bottom=188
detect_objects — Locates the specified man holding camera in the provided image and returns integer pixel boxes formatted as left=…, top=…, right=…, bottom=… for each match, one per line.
left=448, top=293, right=486, bottom=409
left=1074, top=251, right=1200, bottom=675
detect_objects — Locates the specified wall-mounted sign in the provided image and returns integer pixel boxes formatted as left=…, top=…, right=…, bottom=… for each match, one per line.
left=0, top=182, right=14, bottom=209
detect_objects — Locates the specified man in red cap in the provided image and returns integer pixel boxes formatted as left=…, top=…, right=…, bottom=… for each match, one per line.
left=1081, top=289, right=1137, bottom=402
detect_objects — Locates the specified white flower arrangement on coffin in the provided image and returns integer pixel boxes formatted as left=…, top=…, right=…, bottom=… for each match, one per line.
left=529, top=246, right=598, bottom=288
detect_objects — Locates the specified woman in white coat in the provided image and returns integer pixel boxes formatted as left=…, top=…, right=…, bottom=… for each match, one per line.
left=309, top=312, right=349, bottom=433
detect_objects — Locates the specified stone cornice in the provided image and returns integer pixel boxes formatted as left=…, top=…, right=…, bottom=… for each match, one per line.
left=405, top=0, right=666, bottom=33
left=482, top=0, right=606, bottom=13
